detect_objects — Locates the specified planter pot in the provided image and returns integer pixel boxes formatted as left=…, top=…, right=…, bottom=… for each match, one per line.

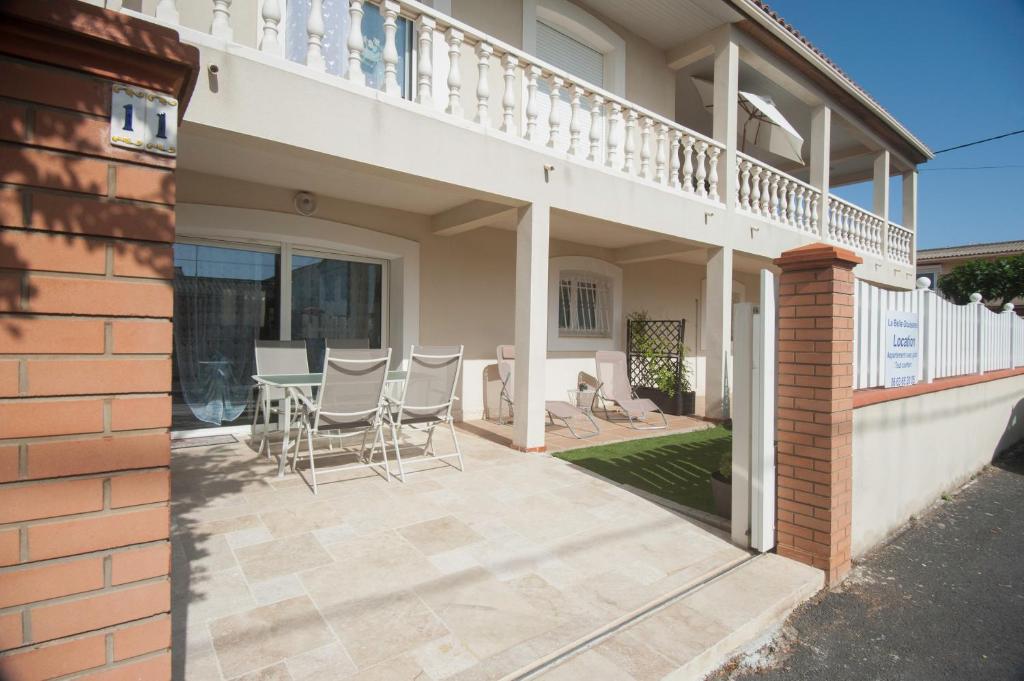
left=634, top=387, right=696, bottom=416
left=710, top=471, right=731, bottom=519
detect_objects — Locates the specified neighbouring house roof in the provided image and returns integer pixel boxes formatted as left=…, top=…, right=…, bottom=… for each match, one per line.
left=917, top=240, right=1024, bottom=263
left=727, top=0, right=934, bottom=165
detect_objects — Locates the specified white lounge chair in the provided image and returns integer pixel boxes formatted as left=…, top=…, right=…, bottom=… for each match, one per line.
left=293, top=348, right=392, bottom=493
left=252, top=340, right=310, bottom=455
left=496, top=345, right=599, bottom=439
left=594, top=350, right=667, bottom=430
left=384, top=345, right=465, bottom=482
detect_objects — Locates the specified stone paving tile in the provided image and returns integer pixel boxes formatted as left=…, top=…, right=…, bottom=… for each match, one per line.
left=235, top=533, right=334, bottom=583
left=397, top=515, right=485, bottom=556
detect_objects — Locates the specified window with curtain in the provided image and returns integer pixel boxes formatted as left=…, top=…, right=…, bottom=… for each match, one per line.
left=558, top=271, right=611, bottom=338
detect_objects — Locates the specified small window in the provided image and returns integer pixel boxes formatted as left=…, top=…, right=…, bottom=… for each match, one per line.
left=536, top=20, right=604, bottom=87
left=558, top=271, right=611, bottom=338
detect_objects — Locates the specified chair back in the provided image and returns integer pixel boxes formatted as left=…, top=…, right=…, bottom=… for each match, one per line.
left=396, top=345, right=463, bottom=423
left=326, top=337, right=371, bottom=350
left=255, top=340, right=309, bottom=401
left=595, top=350, right=632, bottom=403
left=314, top=348, right=391, bottom=431
left=496, top=345, right=515, bottom=399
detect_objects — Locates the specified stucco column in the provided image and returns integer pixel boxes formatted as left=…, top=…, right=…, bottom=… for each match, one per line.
left=712, top=32, right=739, bottom=209
left=902, top=169, right=917, bottom=231
left=774, top=243, right=862, bottom=586
left=513, top=203, right=549, bottom=451
left=809, top=106, right=831, bottom=237
left=704, top=246, right=733, bottom=419
left=873, top=150, right=890, bottom=258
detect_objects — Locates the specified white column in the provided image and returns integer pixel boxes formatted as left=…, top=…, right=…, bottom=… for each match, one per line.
left=513, top=203, right=550, bottom=451
left=705, top=247, right=733, bottom=420
left=810, top=105, right=831, bottom=237
left=873, top=150, right=890, bottom=259
left=902, top=169, right=918, bottom=231
left=712, top=34, right=739, bottom=209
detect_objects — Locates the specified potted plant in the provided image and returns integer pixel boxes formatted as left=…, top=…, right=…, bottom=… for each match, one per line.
left=627, top=311, right=696, bottom=416
left=710, top=448, right=731, bottom=519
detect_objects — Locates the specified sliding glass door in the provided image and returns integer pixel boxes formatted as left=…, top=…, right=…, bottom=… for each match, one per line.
left=171, top=240, right=388, bottom=434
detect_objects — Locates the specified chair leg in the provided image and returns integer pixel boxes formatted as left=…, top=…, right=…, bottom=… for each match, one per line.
left=251, top=386, right=262, bottom=444
left=260, top=393, right=272, bottom=456
left=292, top=418, right=303, bottom=472
left=373, top=426, right=391, bottom=482
left=424, top=426, right=436, bottom=457
left=390, top=423, right=406, bottom=483
left=306, top=425, right=317, bottom=495
left=448, top=419, right=465, bottom=472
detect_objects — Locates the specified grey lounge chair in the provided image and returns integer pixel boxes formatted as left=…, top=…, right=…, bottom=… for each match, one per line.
left=594, top=350, right=667, bottom=430
left=293, top=348, right=392, bottom=493
left=496, top=345, right=599, bottom=439
left=252, top=340, right=311, bottom=455
left=384, top=345, right=465, bottom=482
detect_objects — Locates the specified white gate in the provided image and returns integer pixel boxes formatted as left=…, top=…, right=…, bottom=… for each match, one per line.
left=731, top=269, right=776, bottom=551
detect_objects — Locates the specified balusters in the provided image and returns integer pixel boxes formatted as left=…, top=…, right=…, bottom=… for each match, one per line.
left=211, top=0, right=232, bottom=40
left=739, top=159, right=751, bottom=209
left=760, top=171, right=770, bottom=216
left=500, top=54, right=517, bottom=134
left=680, top=136, right=695, bottom=193
left=568, top=86, right=583, bottom=155
left=259, top=0, right=280, bottom=53
left=605, top=102, right=622, bottom=169
left=785, top=182, right=796, bottom=224
left=769, top=176, right=779, bottom=221
left=306, top=0, right=326, bottom=72
left=346, top=0, right=365, bottom=85
left=415, top=16, right=435, bottom=105
left=749, top=165, right=761, bottom=215
left=827, top=200, right=837, bottom=241
left=669, top=130, right=681, bottom=189
left=524, top=66, right=541, bottom=141
left=156, top=0, right=178, bottom=23
left=840, top=204, right=851, bottom=244
left=445, top=28, right=464, bottom=115
left=795, top=186, right=806, bottom=230
left=380, top=1, right=401, bottom=92
left=694, top=141, right=708, bottom=198
left=547, top=76, right=563, bottom=149
left=588, top=95, right=604, bottom=162
left=778, top=180, right=790, bottom=225
left=639, top=118, right=652, bottom=179
left=623, top=110, right=637, bottom=173
left=655, top=124, right=668, bottom=184
left=809, top=194, right=819, bottom=234
left=475, top=42, right=493, bottom=124
left=707, top=146, right=720, bottom=201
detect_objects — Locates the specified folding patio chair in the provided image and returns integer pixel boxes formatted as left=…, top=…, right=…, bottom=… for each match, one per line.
left=292, top=348, right=392, bottom=494
left=384, top=345, right=465, bottom=482
left=594, top=350, right=667, bottom=430
left=496, top=345, right=599, bottom=439
left=252, top=340, right=310, bottom=455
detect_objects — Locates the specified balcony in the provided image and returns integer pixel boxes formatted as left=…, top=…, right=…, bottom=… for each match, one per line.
left=120, top=0, right=915, bottom=272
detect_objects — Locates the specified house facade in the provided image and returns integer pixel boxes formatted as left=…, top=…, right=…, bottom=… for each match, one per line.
left=917, top=239, right=1024, bottom=312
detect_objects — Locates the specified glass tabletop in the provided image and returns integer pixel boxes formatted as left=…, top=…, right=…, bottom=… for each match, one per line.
left=254, top=371, right=407, bottom=387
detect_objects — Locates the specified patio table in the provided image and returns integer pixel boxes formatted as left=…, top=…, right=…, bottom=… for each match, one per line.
left=253, top=370, right=407, bottom=477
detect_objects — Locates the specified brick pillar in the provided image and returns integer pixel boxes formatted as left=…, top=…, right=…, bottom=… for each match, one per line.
left=0, top=3, right=197, bottom=679
left=773, top=243, right=861, bottom=585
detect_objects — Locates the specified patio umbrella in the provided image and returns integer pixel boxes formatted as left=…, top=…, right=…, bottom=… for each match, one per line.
left=690, top=77, right=805, bottom=164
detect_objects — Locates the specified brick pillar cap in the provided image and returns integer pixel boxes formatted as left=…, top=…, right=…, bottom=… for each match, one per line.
left=773, top=242, right=863, bottom=271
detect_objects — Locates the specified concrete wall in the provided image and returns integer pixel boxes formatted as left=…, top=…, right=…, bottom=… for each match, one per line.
left=851, top=374, right=1024, bottom=557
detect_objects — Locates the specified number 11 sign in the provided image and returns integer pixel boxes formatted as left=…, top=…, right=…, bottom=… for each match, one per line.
left=110, top=84, right=178, bottom=157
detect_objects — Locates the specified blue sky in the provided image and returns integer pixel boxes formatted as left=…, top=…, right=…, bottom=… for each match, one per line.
left=765, top=0, right=1024, bottom=249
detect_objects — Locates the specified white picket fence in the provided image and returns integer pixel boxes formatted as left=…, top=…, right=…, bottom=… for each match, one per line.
left=854, top=279, right=1024, bottom=390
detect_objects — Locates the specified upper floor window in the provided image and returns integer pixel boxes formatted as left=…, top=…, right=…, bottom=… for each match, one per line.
left=536, top=20, right=605, bottom=88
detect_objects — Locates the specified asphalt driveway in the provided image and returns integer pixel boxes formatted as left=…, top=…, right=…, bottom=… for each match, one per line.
left=711, top=445, right=1024, bottom=681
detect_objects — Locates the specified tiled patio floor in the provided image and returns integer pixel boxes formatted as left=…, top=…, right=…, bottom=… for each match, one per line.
left=171, top=423, right=747, bottom=681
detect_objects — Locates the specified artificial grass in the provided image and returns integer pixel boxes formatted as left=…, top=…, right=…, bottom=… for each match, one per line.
left=554, top=425, right=731, bottom=515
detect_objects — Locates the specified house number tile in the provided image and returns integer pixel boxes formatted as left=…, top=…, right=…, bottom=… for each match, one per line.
left=110, top=84, right=178, bottom=157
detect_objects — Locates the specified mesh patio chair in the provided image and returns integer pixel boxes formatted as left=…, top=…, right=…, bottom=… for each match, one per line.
left=496, top=345, right=599, bottom=439
left=594, top=350, right=667, bottom=430
left=292, top=348, right=392, bottom=494
left=252, top=340, right=311, bottom=455
left=384, top=345, right=465, bottom=482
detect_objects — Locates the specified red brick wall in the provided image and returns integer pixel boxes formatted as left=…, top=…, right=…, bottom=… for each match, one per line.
left=773, top=243, right=861, bottom=586
left=0, top=3, right=196, bottom=679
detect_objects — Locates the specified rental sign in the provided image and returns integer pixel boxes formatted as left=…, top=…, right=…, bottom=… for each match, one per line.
left=884, top=310, right=919, bottom=388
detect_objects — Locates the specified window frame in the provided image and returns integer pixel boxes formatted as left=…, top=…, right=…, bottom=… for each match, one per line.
left=548, top=256, right=623, bottom=352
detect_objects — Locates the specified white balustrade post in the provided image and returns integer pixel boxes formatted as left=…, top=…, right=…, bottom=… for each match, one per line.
left=918, top=279, right=937, bottom=383
left=347, top=0, right=366, bottom=85
left=669, top=130, right=681, bottom=189
left=654, top=124, right=668, bottom=184
left=681, top=135, right=695, bottom=192
left=639, top=118, right=652, bottom=179
left=1007, top=303, right=1018, bottom=369
left=810, top=195, right=819, bottom=234
left=588, top=94, right=604, bottom=162
left=605, top=101, right=621, bottom=169
left=474, top=42, right=493, bottom=124
left=972, top=293, right=985, bottom=375
left=306, top=0, right=327, bottom=72
left=786, top=183, right=796, bottom=225
left=622, top=109, right=637, bottom=173
left=524, top=65, right=541, bottom=142
left=760, top=173, right=771, bottom=215
left=500, top=54, right=518, bottom=134
left=769, top=176, right=779, bottom=221
left=445, top=28, right=464, bottom=116
left=211, top=0, right=233, bottom=40
left=568, top=86, right=584, bottom=155
left=738, top=159, right=751, bottom=209
left=779, top=180, right=790, bottom=225
left=546, top=76, right=563, bottom=149
left=259, top=0, right=281, bottom=54
left=415, top=16, right=435, bottom=105
left=381, top=1, right=401, bottom=93
left=695, top=141, right=708, bottom=198
left=707, top=146, right=720, bottom=201
left=749, top=165, right=762, bottom=215
left=155, top=0, right=179, bottom=23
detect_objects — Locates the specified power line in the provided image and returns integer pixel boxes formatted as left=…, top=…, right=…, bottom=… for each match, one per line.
left=933, top=129, right=1024, bottom=154
left=921, top=164, right=1024, bottom=171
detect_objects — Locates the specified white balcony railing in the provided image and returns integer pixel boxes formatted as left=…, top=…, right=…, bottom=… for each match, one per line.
left=736, top=152, right=821, bottom=236
left=826, top=195, right=885, bottom=257
left=886, top=222, right=914, bottom=265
